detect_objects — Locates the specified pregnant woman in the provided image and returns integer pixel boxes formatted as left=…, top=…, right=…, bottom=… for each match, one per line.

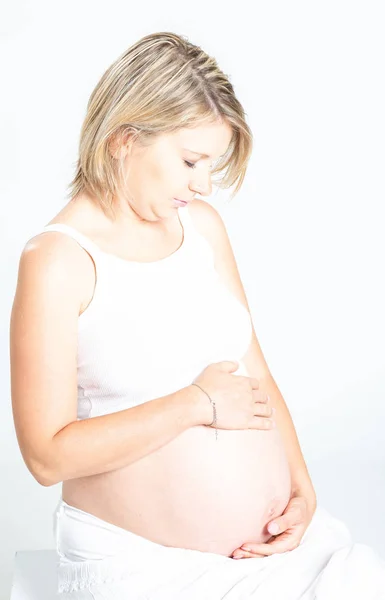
left=10, top=32, right=385, bottom=599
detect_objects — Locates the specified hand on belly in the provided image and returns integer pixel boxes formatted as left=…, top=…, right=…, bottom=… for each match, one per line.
left=138, top=426, right=293, bottom=556
left=164, top=487, right=292, bottom=556
left=64, top=425, right=292, bottom=557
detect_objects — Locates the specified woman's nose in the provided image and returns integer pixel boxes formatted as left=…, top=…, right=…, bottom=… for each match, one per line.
left=190, top=177, right=212, bottom=197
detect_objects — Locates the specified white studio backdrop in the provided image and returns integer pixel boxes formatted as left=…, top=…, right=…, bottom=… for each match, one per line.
left=1, top=1, right=384, bottom=598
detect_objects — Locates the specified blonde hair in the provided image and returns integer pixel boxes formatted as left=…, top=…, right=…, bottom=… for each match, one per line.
left=66, top=31, right=253, bottom=215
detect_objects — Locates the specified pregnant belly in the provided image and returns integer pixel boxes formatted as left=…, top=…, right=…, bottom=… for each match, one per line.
left=63, top=425, right=292, bottom=557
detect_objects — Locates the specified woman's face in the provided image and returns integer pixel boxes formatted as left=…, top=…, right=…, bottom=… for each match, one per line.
left=113, top=119, right=233, bottom=223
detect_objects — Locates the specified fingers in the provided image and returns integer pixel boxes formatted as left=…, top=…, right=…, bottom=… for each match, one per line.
left=240, top=530, right=302, bottom=555
left=254, top=402, right=275, bottom=418
left=274, top=498, right=307, bottom=529
left=233, top=499, right=309, bottom=559
left=244, top=380, right=276, bottom=428
left=239, top=538, right=300, bottom=556
left=249, top=377, right=260, bottom=390
left=251, top=416, right=276, bottom=430
left=252, top=389, right=270, bottom=404
left=232, top=551, right=265, bottom=559
left=234, top=539, right=297, bottom=557
left=251, top=391, right=276, bottom=429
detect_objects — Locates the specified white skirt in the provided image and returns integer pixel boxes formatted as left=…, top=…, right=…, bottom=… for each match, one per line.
left=53, top=496, right=385, bottom=599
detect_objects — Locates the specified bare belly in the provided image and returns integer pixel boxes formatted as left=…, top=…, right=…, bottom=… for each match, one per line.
left=62, top=424, right=292, bottom=557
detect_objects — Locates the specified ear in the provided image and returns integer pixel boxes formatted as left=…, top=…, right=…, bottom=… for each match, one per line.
left=108, top=127, right=137, bottom=159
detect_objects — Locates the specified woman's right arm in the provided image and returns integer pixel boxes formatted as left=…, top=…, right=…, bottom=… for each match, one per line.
left=10, top=235, right=207, bottom=487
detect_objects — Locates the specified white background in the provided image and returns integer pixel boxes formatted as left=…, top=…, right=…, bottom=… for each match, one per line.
left=1, top=1, right=384, bottom=598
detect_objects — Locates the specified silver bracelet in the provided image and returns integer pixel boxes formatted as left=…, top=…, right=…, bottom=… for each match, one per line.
left=191, top=383, right=218, bottom=441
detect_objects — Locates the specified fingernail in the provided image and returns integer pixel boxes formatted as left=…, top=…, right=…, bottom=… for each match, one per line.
left=268, top=523, right=279, bottom=534
left=241, top=546, right=251, bottom=552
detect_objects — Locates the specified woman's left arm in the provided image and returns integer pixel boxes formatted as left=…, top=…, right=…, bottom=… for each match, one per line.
left=262, top=372, right=317, bottom=510
left=192, top=199, right=317, bottom=511
left=192, top=199, right=317, bottom=557
left=231, top=371, right=318, bottom=559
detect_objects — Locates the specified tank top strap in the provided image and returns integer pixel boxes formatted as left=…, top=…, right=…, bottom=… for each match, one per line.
left=36, top=223, right=101, bottom=262
left=179, top=204, right=216, bottom=267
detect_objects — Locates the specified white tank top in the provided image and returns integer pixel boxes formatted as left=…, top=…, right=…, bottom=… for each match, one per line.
left=35, top=205, right=252, bottom=420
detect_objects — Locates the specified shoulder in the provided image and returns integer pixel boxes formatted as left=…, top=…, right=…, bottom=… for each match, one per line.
left=21, top=230, right=92, bottom=278
left=21, top=195, right=96, bottom=271
left=187, top=199, right=251, bottom=314
left=18, top=231, right=94, bottom=311
left=186, top=199, right=228, bottom=253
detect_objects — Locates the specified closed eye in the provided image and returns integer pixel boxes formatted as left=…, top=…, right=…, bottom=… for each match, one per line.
left=184, top=160, right=196, bottom=169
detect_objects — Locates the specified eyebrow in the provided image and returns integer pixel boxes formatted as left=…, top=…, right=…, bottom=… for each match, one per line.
left=182, top=148, right=224, bottom=159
